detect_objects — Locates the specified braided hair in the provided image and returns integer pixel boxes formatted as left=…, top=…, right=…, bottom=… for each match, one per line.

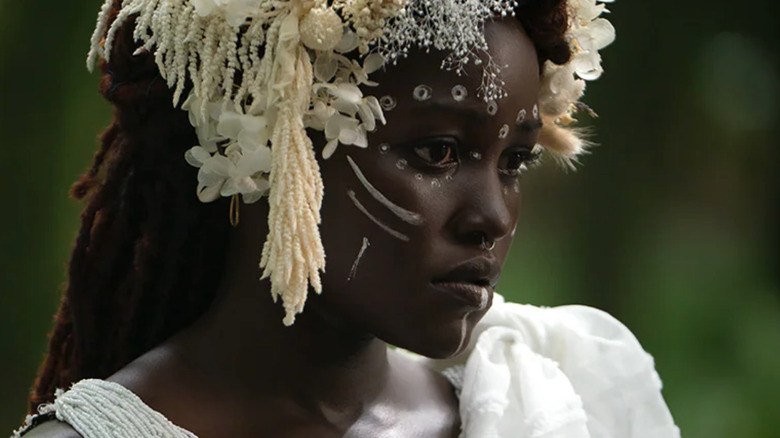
left=28, top=0, right=572, bottom=413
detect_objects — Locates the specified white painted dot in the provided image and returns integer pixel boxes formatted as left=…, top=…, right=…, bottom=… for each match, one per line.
left=451, top=85, right=468, bottom=102
left=498, top=124, right=509, bottom=139
left=413, top=84, right=433, bottom=101
left=516, top=108, right=527, bottom=124
left=487, top=100, right=498, bottom=116
left=380, top=95, right=397, bottom=111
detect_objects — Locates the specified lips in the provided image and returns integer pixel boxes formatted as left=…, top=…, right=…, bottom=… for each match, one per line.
left=431, top=258, right=500, bottom=309
left=432, top=281, right=491, bottom=309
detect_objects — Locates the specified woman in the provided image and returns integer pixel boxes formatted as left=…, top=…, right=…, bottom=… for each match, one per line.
left=13, top=0, right=679, bottom=437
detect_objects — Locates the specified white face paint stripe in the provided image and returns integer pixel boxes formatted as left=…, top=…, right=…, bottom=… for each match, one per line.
left=346, top=155, right=424, bottom=226
left=347, top=190, right=410, bottom=242
left=454, top=288, right=489, bottom=353
left=479, top=287, right=489, bottom=310
left=455, top=314, right=469, bottom=354
left=347, top=237, right=371, bottom=282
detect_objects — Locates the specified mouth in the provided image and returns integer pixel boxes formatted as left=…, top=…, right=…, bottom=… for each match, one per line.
left=431, top=281, right=491, bottom=309
left=431, top=259, right=499, bottom=310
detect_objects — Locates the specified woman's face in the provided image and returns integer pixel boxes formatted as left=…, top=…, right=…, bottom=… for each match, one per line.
left=312, top=18, right=542, bottom=359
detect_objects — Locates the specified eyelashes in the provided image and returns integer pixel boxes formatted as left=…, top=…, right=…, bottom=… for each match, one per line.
left=498, top=146, right=543, bottom=177
left=401, top=137, right=541, bottom=178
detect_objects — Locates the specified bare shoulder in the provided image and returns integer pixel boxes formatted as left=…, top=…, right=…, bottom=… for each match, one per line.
left=17, top=421, right=82, bottom=438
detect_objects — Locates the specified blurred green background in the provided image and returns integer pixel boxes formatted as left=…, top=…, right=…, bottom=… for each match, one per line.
left=1, top=0, right=778, bottom=436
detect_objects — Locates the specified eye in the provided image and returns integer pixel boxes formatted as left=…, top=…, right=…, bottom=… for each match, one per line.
left=499, top=146, right=542, bottom=177
left=410, top=138, right=459, bottom=168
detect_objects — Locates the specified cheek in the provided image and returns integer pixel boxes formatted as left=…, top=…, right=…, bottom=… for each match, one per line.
left=315, top=147, right=430, bottom=289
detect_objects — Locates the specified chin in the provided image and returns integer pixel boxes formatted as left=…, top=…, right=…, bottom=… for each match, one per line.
left=394, top=315, right=480, bottom=360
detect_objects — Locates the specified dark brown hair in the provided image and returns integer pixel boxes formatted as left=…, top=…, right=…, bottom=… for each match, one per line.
left=28, top=0, right=571, bottom=413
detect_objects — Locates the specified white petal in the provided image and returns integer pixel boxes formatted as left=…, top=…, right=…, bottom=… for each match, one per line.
left=324, top=115, right=342, bottom=140
left=353, top=126, right=368, bottom=148
left=572, top=52, right=603, bottom=80
left=184, top=146, right=211, bottom=167
left=217, top=112, right=245, bottom=139
left=334, top=30, right=359, bottom=53
left=357, top=103, right=376, bottom=132
left=220, top=178, right=239, bottom=197
left=250, top=177, right=270, bottom=197
left=197, top=180, right=223, bottom=202
left=587, top=18, right=616, bottom=50
left=364, top=96, right=385, bottom=125
left=206, top=101, right=223, bottom=121
left=242, top=185, right=266, bottom=204
left=331, top=83, right=363, bottom=104
left=339, top=127, right=358, bottom=145
left=235, top=176, right=257, bottom=194
left=240, top=114, right=267, bottom=134
left=202, top=155, right=232, bottom=177
left=332, top=99, right=359, bottom=116
left=238, top=147, right=272, bottom=175
left=363, top=53, right=385, bottom=74
left=323, top=139, right=339, bottom=159
left=312, top=100, right=335, bottom=119
left=314, top=53, right=339, bottom=82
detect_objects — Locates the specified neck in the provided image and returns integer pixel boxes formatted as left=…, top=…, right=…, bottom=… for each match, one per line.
left=173, top=203, right=389, bottom=419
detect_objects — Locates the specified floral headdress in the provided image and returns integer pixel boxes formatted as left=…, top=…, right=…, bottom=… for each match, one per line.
left=87, top=0, right=615, bottom=325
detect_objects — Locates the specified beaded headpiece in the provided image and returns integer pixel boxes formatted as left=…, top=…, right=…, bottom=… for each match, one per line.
left=88, top=0, right=616, bottom=325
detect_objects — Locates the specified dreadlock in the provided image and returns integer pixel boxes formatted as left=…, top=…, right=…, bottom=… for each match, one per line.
left=27, top=0, right=571, bottom=414
left=28, top=9, right=230, bottom=412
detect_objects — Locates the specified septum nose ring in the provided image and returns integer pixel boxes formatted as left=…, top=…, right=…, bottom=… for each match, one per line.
left=481, top=234, right=496, bottom=251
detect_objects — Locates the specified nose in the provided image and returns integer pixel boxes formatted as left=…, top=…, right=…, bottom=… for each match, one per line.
left=449, top=174, right=515, bottom=248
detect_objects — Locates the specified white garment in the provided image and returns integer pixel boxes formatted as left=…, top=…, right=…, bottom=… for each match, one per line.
left=423, top=294, right=681, bottom=438
left=12, top=296, right=680, bottom=438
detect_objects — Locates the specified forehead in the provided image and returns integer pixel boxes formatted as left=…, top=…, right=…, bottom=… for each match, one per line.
left=370, top=18, right=540, bottom=112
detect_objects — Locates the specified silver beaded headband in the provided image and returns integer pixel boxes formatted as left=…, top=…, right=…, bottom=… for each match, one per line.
left=87, top=0, right=616, bottom=325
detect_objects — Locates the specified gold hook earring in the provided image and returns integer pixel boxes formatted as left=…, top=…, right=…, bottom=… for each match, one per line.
left=229, top=194, right=240, bottom=227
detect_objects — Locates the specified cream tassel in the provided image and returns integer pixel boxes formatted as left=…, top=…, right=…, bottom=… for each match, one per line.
left=261, top=9, right=325, bottom=326
left=538, top=119, right=590, bottom=170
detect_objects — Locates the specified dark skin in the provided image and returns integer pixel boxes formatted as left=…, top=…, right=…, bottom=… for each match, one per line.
left=26, top=18, right=542, bottom=438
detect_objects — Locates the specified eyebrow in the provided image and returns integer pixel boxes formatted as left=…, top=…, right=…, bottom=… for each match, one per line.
left=417, top=99, right=544, bottom=132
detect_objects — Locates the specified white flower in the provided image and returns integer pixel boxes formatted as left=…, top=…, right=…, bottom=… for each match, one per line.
left=323, top=112, right=367, bottom=159
left=184, top=94, right=272, bottom=203
left=306, top=82, right=385, bottom=158
left=182, top=93, right=225, bottom=153
left=539, top=0, right=616, bottom=120
left=307, top=50, right=386, bottom=159
left=304, top=100, right=337, bottom=131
